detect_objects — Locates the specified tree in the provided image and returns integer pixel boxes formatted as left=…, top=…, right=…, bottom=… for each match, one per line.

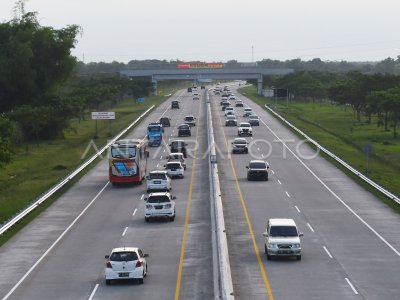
left=0, top=116, right=13, bottom=165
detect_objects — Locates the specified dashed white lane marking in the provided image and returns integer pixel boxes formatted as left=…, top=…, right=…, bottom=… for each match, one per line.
left=122, top=227, right=128, bottom=237
left=88, top=284, right=99, bottom=300
left=163, top=149, right=166, bottom=153
left=271, top=170, right=275, bottom=175
left=277, top=180, right=282, bottom=185
left=345, top=278, right=359, bottom=295
left=285, top=191, right=291, bottom=198
left=132, top=208, right=137, bottom=217
left=295, top=206, right=301, bottom=213
left=307, top=223, right=315, bottom=232
left=140, top=194, right=144, bottom=201
left=157, top=163, right=159, bottom=168
left=323, top=246, right=333, bottom=258
left=1, top=182, right=110, bottom=300
left=160, top=156, right=163, bottom=160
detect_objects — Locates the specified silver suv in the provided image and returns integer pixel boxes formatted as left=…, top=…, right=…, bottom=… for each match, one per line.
left=263, top=218, right=303, bottom=260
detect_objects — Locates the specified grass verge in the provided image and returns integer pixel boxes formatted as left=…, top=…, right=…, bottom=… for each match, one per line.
left=238, top=86, right=400, bottom=213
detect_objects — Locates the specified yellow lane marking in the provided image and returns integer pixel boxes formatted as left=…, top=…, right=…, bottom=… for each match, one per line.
left=174, top=94, right=202, bottom=300
left=214, top=95, right=275, bottom=300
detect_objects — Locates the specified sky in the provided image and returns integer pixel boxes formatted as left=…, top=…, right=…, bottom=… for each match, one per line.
left=1, top=0, right=400, bottom=63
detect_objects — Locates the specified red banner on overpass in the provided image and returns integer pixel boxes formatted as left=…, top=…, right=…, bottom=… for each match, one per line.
left=177, top=63, right=223, bottom=69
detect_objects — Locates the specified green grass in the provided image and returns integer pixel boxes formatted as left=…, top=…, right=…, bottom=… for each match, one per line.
left=0, top=84, right=180, bottom=230
left=239, top=86, right=400, bottom=213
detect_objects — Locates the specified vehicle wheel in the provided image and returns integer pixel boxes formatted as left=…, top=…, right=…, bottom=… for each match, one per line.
left=265, top=177, right=268, bottom=181
left=144, top=265, right=148, bottom=277
left=106, top=279, right=111, bottom=285
left=265, top=245, right=268, bottom=254
left=170, top=215, right=175, bottom=222
left=111, top=182, right=117, bottom=187
left=145, top=217, right=150, bottom=222
left=138, top=276, right=144, bottom=284
left=267, top=254, right=271, bottom=260
left=297, top=255, right=302, bottom=261
left=247, top=176, right=251, bottom=181
left=139, top=179, right=143, bottom=185
left=147, top=189, right=150, bottom=193
left=244, top=149, right=248, bottom=154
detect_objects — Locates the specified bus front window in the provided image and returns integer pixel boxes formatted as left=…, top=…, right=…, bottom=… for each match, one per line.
left=111, top=146, right=136, bottom=158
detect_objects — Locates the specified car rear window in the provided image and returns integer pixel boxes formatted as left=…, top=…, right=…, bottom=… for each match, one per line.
left=185, top=117, right=194, bottom=121
left=241, top=124, right=251, bottom=127
left=147, top=196, right=170, bottom=203
left=110, top=251, right=138, bottom=261
left=269, top=226, right=298, bottom=237
left=249, top=162, right=266, bottom=169
left=149, top=173, right=166, bottom=180
left=166, top=163, right=181, bottom=169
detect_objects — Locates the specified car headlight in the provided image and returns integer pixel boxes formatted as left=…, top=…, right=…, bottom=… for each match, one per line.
left=164, top=204, right=172, bottom=209
left=146, top=204, right=153, bottom=209
left=268, top=243, right=278, bottom=249
left=292, top=244, right=301, bottom=249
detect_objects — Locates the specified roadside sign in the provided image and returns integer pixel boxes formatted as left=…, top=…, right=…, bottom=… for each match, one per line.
left=363, top=144, right=373, bottom=154
left=91, top=112, right=115, bottom=120
left=137, top=97, right=145, bottom=103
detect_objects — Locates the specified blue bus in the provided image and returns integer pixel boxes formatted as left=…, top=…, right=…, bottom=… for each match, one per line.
left=147, top=123, right=164, bottom=147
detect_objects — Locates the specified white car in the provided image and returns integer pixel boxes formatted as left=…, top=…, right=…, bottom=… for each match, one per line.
left=144, top=192, right=176, bottom=222
left=243, top=108, right=253, bottom=117
left=164, top=161, right=184, bottom=178
left=263, top=218, right=303, bottom=260
left=105, top=247, right=148, bottom=284
left=225, top=115, right=238, bottom=126
left=146, top=170, right=171, bottom=193
left=167, top=153, right=186, bottom=170
left=224, top=107, right=235, bottom=117
left=238, top=122, right=253, bottom=136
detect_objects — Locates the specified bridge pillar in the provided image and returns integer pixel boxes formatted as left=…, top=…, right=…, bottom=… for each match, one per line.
left=152, top=79, right=158, bottom=95
left=257, top=78, right=263, bottom=95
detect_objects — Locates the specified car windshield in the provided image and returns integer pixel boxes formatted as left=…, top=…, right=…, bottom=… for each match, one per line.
left=185, top=117, right=194, bottom=121
left=168, top=154, right=182, bottom=160
left=269, top=226, right=298, bottom=237
left=250, top=116, right=258, bottom=119
left=245, top=109, right=252, bottom=112
left=111, top=146, right=136, bottom=158
left=110, top=251, right=138, bottom=261
left=249, top=162, right=266, bottom=168
left=166, top=163, right=181, bottom=169
left=149, top=173, right=166, bottom=180
left=241, top=124, right=251, bottom=127
left=147, top=196, right=171, bottom=204
left=235, top=140, right=246, bottom=144
left=179, top=125, right=189, bottom=129
left=148, top=127, right=161, bottom=132
left=227, top=116, right=235, bottom=120
left=171, top=141, right=184, bottom=148
left=160, top=118, right=169, bottom=122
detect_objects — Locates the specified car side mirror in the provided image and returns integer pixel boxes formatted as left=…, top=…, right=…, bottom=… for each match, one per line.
left=299, top=232, right=304, bottom=237
left=169, top=144, right=172, bottom=147
left=246, top=166, right=249, bottom=169
left=144, top=197, right=148, bottom=201
left=172, top=196, right=176, bottom=200
left=163, top=165, right=166, bottom=168
left=105, top=255, right=110, bottom=259
left=185, top=143, right=188, bottom=146
left=267, top=166, right=270, bottom=169
left=262, top=232, right=268, bottom=237
left=143, top=254, right=149, bottom=258
left=146, top=176, right=149, bottom=180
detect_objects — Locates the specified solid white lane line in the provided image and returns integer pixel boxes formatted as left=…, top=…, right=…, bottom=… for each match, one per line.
left=277, top=179, right=282, bottom=185
left=140, top=194, right=144, bottom=201
left=307, top=223, right=315, bottom=232
left=122, top=227, right=128, bottom=237
left=285, top=191, right=291, bottom=198
left=271, top=170, right=275, bottom=175
left=323, top=246, right=333, bottom=258
left=259, top=118, right=400, bottom=257
left=88, top=284, right=99, bottom=300
left=132, top=208, right=137, bottom=217
left=345, top=278, right=359, bottom=295
left=295, top=206, right=301, bottom=213
left=2, top=182, right=110, bottom=300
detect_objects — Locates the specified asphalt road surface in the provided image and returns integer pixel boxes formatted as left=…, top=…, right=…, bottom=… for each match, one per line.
left=211, top=84, right=400, bottom=300
left=0, top=84, right=399, bottom=300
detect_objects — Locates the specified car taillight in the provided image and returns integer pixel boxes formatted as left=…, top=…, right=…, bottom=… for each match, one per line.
left=106, top=261, right=112, bottom=268
left=136, top=260, right=143, bottom=268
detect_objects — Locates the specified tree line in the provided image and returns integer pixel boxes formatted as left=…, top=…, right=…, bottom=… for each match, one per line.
left=0, top=10, right=152, bottom=166
left=265, top=71, right=400, bottom=137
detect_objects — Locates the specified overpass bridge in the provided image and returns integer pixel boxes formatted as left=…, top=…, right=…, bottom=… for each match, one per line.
left=120, top=67, right=294, bottom=95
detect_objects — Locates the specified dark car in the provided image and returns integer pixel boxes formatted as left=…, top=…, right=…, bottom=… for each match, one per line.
left=169, top=140, right=188, bottom=158
left=201, top=86, right=205, bottom=89
left=232, top=138, right=248, bottom=154
left=187, top=87, right=192, bottom=92
left=178, top=124, right=191, bottom=137
left=221, top=101, right=231, bottom=111
left=159, top=117, right=171, bottom=127
left=171, top=100, right=180, bottom=109
left=246, top=160, right=269, bottom=181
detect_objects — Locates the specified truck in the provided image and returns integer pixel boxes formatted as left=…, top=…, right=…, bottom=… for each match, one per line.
left=147, top=123, right=164, bottom=147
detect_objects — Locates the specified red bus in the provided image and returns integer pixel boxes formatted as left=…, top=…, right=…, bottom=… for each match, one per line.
left=108, top=139, right=148, bottom=185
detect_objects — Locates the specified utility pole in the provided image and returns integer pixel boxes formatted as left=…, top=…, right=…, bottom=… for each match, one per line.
left=251, top=45, right=254, bottom=63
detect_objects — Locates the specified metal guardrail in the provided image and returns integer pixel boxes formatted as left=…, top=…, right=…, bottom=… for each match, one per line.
left=264, top=104, right=400, bottom=205
left=207, top=91, right=234, bottom=300
left=0, top=105, right=156, bottom=236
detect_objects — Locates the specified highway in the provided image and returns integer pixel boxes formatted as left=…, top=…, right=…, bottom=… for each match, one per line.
left=211, top=84, right=400, bottom=300
left=0, top=90, right=213, bottom=300
left=0, top=84, right=399, bottom=300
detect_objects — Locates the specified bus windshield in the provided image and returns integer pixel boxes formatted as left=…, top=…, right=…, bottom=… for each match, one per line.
left=111, top=146, right=137, bottom=158
left=148, top=126, right=161, bottom=132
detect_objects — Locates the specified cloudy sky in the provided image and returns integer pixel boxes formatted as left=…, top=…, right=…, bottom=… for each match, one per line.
left=1, top=0, right=399, bottom=63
